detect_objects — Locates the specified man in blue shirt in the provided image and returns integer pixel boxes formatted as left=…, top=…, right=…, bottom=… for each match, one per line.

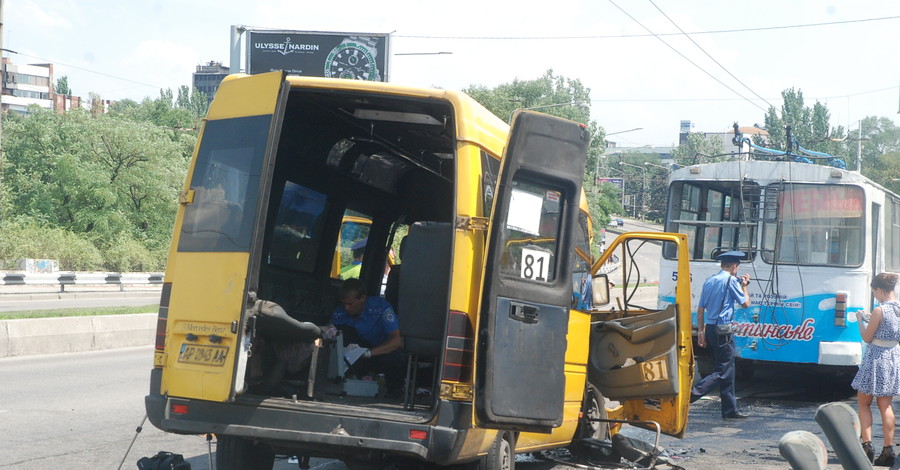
left=329, top=278, right=404, bottom=396
left=690, top=251, right=751, bottom=419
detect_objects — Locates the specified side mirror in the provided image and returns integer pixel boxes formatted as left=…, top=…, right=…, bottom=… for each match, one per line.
left=591, top=274, right=611, bottom=306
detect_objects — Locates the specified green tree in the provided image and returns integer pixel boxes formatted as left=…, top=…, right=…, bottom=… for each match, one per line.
left=111, top=88, right=200, bottom=130
left=1, top=106, right=192, bottom=270
left=55, top=75, right=72, bottom=96
left=671, top=133, right=725, bottom=167
left=762, top=88, right=845, bottom=158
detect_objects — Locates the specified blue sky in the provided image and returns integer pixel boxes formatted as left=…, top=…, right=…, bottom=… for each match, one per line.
left=10, top=0, right=900, bottom=148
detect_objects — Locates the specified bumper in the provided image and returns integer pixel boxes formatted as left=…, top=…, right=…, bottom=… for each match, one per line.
left=145, top=392, right=472, bottom=464
left=818, top=341, right=862, bottom=366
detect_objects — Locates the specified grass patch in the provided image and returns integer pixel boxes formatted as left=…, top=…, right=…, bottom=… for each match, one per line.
left=0, top=304, right=158, bottom=320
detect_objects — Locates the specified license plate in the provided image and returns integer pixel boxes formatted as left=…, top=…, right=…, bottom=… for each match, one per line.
left=178, top=344, right=228, bottom=366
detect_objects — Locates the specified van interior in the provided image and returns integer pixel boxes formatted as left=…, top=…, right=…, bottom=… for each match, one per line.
left=242, top=87, right=470, bottom=417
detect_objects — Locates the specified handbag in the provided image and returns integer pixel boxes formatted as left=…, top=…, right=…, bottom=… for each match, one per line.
left=715, top=323, right=734, bottom=335
left=136, top=451, right=191, bottom=470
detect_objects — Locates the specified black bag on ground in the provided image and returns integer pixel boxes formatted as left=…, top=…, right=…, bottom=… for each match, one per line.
left=136, top=451, right=191, bottom=470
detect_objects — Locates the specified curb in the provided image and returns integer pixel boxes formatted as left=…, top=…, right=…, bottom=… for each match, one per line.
left=0, top=313, right=156, bottom=358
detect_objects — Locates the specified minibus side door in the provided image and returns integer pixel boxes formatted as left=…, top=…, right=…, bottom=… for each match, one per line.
left=474, top=111, right=589, bottom=433
left=160, top=71, right=289, bottom=402
left=588, top=232, right=694, bottom=438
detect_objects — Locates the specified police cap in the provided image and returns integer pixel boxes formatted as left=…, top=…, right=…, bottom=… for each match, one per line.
left=715, top=250, right=746, bottom=264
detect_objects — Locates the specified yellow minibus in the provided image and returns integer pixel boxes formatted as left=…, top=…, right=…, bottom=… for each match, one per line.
left=145, top=71, right=693, bottom=469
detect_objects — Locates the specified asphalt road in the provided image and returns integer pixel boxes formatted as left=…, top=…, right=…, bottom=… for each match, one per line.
left=1, top=345, right=881, bottom=469
left=0, top=286, right=161, bottom=313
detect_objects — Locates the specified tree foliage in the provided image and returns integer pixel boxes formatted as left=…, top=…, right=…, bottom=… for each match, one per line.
left=55, top=75, right=72, bottom=96
left=762, top=88, right=847, bottom=159
left=671, top=133, right=725, bottom=167
left=0, top=97, right=197, bottom=271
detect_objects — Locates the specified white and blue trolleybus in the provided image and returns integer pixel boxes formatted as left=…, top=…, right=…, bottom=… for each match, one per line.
left=658, top=125, right=900, bottom=377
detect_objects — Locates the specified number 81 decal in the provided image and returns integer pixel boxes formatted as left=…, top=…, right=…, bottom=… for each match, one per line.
left=641, top=359, right=669, bottom=382
left=520, top=247, right=551, bottom=281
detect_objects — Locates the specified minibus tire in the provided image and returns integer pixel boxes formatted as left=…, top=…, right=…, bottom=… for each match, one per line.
left=573, top=383, right=609, bottom=441
left=216, top=434, right=274, bottom=470
left=473, top=431, right=515, bottom=470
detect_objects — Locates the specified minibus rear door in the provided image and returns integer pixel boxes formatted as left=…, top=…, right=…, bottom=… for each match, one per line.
left=474, top=110, right=589, bottom=433
left=159, top=71, right=289, bottom=402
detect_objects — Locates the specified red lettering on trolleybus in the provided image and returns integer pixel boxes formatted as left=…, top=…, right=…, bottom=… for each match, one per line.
left=733, top=318, right=816, bottom=341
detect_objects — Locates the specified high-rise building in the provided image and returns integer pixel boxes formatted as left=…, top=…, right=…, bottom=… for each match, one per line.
left=2, top=58, right=53, bottom=114
left=192, top=61, right=229, bottom=105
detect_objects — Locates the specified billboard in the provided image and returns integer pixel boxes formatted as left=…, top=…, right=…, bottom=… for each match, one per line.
left=247, top=30, right=389, bottom=81
left=597, top=177, right=624, bottom=190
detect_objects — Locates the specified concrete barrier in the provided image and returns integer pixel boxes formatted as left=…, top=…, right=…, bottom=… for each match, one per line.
left=0, top=272, right=164, bottom=292
left=0, top=313, right=156, bottom=358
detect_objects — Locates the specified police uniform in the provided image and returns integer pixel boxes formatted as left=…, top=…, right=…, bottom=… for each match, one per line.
left=331, top=296, right=404, bottom=394
left=690, top=251, right=749, bottom=418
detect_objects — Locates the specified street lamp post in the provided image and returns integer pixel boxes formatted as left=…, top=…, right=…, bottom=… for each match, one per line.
left=619, top=161, right=648, bottom=220
left=596, top=127, right=643, bottom=176
left=605, top=165, right=627, bottom=212
left=644, top=161, right=670, bottom=171
left=830, top=120, right=871, bottom=173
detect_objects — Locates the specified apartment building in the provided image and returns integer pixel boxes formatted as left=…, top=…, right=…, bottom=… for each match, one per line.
left=2, top=58, right=53, bottom=114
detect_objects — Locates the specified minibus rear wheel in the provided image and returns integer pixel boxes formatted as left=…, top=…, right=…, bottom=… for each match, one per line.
left=216, top=434, right=275, bottom=470
left=472, top=431, right=515, bottom=470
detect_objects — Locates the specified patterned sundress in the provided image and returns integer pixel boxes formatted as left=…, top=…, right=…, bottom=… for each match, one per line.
left=851, top=301, right=900, bottom=396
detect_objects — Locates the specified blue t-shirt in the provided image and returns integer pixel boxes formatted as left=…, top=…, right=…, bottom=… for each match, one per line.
left=331, top=296, right=399, bottom=347
left=698, top=270, right=748, bottom=325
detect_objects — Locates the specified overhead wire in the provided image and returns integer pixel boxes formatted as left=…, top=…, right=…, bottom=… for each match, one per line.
left=589, top=84, right=900, bottom=103
left=607, top=0, right=769, bottom=114
left=647, top=0, right=777, bottom=111
left=395, top=14, right=900, bottom=40
left=5, top=49, right=166, bottom=91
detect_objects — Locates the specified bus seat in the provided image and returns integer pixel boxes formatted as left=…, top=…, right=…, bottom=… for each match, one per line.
left=398, top=221, right=452, bottom=407
left=399, top=221, right=452, bottom=354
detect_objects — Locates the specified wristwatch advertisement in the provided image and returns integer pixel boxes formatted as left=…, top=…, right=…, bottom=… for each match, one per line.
left=246, top=30, right=389, bottom=82
left=324, top=36, right=381, bottom=81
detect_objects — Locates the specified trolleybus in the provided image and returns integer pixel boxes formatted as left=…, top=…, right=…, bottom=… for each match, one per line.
left=658, top=126, right=900, bottom=377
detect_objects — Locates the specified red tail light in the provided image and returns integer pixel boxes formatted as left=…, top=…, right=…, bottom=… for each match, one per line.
left=835, top=291, right=847, bottom=327
left=442, top=310, right=474, bottom=382
left=155, top=283, right=172, bottom=351
left=171, top=403, right=189, bottom=415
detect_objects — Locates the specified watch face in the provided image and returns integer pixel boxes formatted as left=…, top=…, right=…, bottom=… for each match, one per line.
left=325, top=43, right=379, bottom=80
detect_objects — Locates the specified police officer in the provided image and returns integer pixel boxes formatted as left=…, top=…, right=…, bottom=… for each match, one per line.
left=328, top=278, right=404, bottom=397
left=690, top=250, right=751, bottom=419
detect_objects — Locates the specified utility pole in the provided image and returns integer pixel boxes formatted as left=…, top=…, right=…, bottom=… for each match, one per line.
left=0, top=0, right=5, bottom=219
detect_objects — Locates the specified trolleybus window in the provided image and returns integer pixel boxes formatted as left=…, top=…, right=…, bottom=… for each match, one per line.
left=664, top=181, right=757, bottom=261
left=761, top=184, right=864, bottom=266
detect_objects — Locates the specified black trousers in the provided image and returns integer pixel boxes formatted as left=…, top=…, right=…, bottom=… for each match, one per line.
left=691, top=324, right=738, bottom=417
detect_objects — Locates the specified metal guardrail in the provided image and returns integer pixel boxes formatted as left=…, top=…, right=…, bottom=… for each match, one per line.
left=0, top=272, right=163, bottom=292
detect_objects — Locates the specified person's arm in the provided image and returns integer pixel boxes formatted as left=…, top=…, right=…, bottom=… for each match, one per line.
left=697, top=306, right=706, bottom=348
left=370, top=329, right=402, bottom=356
left=738, top=274, right=751, bottom=308
left=859, top=307, right=884, bottom=343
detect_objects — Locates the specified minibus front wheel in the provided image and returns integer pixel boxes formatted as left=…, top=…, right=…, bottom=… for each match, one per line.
left=216, top=434, right=275, bottom=470
left=574, top=383, right=609, bottom=441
